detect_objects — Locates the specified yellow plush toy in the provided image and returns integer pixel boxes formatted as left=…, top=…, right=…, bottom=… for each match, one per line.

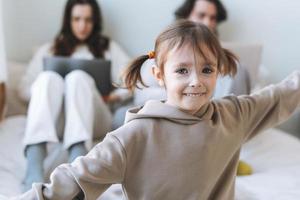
left=237, top=160, right=253, bottom=176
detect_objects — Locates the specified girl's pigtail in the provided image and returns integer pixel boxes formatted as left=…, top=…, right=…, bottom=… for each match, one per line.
left=122, top=55, right=149, bottom=92
left=222, top=48, right=238, bottom=77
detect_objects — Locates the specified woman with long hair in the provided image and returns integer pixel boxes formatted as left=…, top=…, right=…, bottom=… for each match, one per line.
left=19, top=0, right=131, bottom=191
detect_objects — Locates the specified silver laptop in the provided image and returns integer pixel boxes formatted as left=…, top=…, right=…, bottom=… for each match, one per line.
left=43, top=56, right=113, bottom=96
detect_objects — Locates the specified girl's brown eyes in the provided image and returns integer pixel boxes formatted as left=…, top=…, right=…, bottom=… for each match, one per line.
left=175, top=65, right=214, bottom=75
left=202, top=67, right=213, bottom=74
left=176, top=68, right=189, bottom=74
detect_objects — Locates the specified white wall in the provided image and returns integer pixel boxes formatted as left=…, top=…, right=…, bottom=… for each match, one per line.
left=2, top=0, right=182, bottom=61
left=2, top=0, right=63, bottom=62
left=100, top=0, right=182, bottom=56
left=2, top=0, right=300, bottom=82
left=0, top=0, right=7, bottom=82
left=219, top=0, right=300, bottom=82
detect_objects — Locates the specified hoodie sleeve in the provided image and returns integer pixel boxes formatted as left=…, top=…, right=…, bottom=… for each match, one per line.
left=16, top=134, right=126, bottom=200
left=218, top=71, right=300, bottom=142
left=239, top=70, right=300, bottom=141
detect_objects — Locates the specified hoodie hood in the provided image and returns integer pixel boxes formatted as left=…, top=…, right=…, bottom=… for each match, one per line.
left=125, top=100, right=214, bottom=125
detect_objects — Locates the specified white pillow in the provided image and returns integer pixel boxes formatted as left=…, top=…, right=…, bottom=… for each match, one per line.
left=5, top=61, right=28, bottom=116
left=222, top=42, right=263, bottom=85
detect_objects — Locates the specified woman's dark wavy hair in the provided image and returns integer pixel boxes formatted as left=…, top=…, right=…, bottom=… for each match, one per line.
left=52, top=0, right=109, bottom=58
left=174, top=0, right=227, bottom=23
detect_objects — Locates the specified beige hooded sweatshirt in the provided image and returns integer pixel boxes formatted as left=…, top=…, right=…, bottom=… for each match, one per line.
left=13, top=71, right=300, bottom=200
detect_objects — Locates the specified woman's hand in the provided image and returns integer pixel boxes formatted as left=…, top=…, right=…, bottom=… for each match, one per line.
left=103, top=93, right=121, bottom=104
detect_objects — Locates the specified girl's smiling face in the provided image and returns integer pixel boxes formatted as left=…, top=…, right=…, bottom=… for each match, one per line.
left=153, top=43, right=218, bottom=115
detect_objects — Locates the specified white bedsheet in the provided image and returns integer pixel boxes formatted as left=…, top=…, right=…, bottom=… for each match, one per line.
left=0, top=116, right=122, bottom=200
left=1, top=116, right=300, bottom=199
left=236, top=128, right=300, bottom=200
left=0, top=116, right=26, bottom=196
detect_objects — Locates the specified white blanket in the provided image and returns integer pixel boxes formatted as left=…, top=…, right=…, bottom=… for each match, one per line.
left=236, top=128, right=300, bottom=200
left=1, top=116, right=300, bottom=199
left=0, top=116, right=122, bottom=199
left=0, top=116, right=26, bottom=196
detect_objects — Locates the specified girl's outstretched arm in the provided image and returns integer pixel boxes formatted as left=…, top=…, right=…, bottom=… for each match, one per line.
left=217, top=70, right=300, bottom=142
left=15, top=134, right=126, bottom=200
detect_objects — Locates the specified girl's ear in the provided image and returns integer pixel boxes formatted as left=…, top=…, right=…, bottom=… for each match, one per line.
left=152, top=66, right=164, bottom=86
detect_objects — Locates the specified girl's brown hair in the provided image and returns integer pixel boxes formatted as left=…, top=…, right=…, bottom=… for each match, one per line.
left=123, top=20, right=237, bottom=91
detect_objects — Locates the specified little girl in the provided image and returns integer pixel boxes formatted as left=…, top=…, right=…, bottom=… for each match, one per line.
left=11, top=20, right=300, bottom=200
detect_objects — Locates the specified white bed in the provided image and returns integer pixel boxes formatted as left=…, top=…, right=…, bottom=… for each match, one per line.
left=235, top=128, right=300, bottom=200
left=0, top=116, right=26, bottom=197
left=0, top=116, right=121, bottom=200
left=1, top=115, right=300, bottom=199
left=1, top=54, right=300, bottom=199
